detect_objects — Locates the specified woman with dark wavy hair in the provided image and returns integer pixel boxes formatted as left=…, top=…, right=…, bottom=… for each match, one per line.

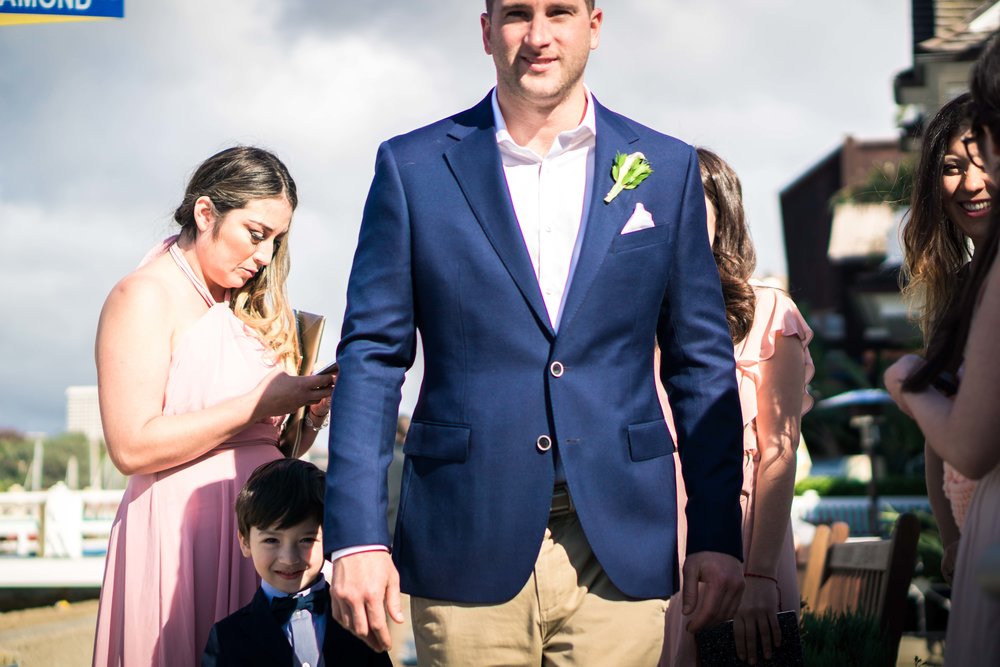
left=885, top=31, right=1000, bottom=664
left=900, top=92, right=994, bottom=583
left=661, top=149, right=814, bottom=665
left=903, top=93, right=993, bottom=340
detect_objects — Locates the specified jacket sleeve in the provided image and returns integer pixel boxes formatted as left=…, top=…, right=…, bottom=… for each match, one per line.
left=201, top=625, right=223, bottom=667
left=324, top=141, right=416, bottom=555
left=656, top=144, right=745, bottom=559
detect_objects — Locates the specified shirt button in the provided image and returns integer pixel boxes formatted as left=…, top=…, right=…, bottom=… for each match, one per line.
left=536, top=435, right=552, bottom=452
left=550, top=361, right=564, bottom=378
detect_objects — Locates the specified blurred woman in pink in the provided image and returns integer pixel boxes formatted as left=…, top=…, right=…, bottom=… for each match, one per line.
left=886, top=32, right=1000, bottom=665
left=660, top=149, right=813, bottom=665
left=92, top=147, right=335, bottom=666
left=900, top=92, right=994, bottom=582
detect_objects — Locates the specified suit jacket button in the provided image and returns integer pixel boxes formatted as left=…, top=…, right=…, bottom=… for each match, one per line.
left=536, top=435, right=552, bottom=452
left=550, top=361, right=564, bottom=378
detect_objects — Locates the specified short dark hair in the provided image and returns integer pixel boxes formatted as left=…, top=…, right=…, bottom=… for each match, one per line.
left=236, top=458, right=324, bottom=539
left=484, top=0, right=595, bottom=15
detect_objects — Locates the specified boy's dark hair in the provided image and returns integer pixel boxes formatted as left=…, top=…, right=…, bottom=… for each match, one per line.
left=236, top=458, right=324, bottom=539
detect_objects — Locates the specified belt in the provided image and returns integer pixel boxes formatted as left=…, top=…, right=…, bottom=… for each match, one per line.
left=550, top=483, right=575, bottom=517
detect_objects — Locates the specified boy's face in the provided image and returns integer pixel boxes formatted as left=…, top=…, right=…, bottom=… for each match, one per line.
left=239, top=519, right=325, bottom=595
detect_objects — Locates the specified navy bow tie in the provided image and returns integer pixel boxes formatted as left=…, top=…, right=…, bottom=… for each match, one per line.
left=270, top=588, right=329, bottom=625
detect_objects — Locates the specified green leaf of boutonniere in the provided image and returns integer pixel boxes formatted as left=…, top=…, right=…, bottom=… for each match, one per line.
left=604, top=151, right=653, bottom=204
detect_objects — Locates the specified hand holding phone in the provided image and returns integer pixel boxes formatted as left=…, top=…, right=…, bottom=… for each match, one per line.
left=314, top=360, right=339, bottom=376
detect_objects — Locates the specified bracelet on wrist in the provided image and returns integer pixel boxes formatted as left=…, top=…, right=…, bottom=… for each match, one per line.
left=745, top=571, right=782, bottom=608
left=304, top=409, right=330, bottom=433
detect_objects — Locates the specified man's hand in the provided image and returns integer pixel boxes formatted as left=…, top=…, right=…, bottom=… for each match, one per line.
left=329, top=550, right=404, bottom=653
left=681, top=551, right=744, bottom=633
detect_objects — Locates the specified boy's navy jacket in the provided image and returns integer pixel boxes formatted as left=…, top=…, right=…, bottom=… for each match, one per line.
left=201, top=587, right=392, bottom=667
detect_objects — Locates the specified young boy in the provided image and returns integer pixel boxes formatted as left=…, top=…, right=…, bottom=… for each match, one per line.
left=202, top=458, right=392, bottom=667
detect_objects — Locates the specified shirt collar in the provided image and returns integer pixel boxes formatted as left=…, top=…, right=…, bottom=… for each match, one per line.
left=261, top=574, right=327, bottom=604
left=491, top=86, right=597, bottom=160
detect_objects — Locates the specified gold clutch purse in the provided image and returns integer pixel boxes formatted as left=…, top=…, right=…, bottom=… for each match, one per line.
left=279, top=310, right=326, bottom=458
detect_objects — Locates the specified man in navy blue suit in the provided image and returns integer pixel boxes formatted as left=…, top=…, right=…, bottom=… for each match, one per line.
left=324, top=0, right=746, bottom=662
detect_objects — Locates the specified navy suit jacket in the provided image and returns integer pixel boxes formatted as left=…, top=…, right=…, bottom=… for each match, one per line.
left=201, top=587, right=391, bottom=667
left=325, top=92, right=744, bottom=603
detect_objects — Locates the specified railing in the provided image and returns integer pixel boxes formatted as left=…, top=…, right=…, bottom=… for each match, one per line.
left=0, top=485, right=122, bottom=557
left=792, top=493, right=931, bottom=536
left=0, top=488, right=932, bottom=557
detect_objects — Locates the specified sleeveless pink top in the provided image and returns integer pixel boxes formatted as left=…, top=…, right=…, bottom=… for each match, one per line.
left=160, top=238, right=282, bottom=443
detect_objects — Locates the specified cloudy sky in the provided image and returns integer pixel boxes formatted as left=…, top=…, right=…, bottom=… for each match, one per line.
left=0, top=1, right=912, bottom=435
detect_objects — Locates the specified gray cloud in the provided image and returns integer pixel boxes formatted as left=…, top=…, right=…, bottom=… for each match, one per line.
left=0, top=0, right=911, bottom=434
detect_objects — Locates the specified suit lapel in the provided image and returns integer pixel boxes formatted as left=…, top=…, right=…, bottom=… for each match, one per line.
left=244, top=589, right=294, bottom=665
left=558, top=100, right=640, bottom=334
left=444, top=96, right=555, bottom=337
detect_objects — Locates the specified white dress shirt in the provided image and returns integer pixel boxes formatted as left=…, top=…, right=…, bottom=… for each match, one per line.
left=261, top=577, right=327, bottom=654
left=491, top=87, right=597, bottom=331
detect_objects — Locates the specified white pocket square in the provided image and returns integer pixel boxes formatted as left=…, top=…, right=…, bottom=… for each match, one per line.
left=620, top=202, right=655, bottom=234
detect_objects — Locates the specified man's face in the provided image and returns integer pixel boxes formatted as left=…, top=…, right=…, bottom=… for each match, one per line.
left=482, top=0, right=602, bottom=108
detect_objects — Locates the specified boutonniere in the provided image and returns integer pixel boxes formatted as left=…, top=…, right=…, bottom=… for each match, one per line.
left=604, top=151, right=653, bottom=204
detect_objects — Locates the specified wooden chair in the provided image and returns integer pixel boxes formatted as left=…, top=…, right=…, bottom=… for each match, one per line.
left=810, top=513, right=921, bottom=666
left=799, top=520, right=850, bottom=613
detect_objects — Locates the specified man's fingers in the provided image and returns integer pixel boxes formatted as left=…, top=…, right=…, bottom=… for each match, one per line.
left=686, top=581, right=722, bottom=633
left=330, top=551, right=399, bottom=650
left=329, top=592, right=345, bottom=628
left=722, top=582, right=744, bottom=622
left=681, top=563, right=699, bottom=615
left=349, top=599, right=372, bottom=641
left=364, top=597, right=391, bottom=653
left=386, top=568, right=405, bottom=624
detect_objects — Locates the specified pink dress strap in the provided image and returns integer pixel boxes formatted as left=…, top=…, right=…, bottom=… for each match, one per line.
left=136, top=234, right=178, bottom=268
left=168, top=243, right=219, bottom=308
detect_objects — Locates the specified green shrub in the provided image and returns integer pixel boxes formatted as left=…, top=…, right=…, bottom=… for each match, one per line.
left=800, top=610, right=894, bottom=666
left=794, top=475, right=927, bottom=496
left=0, top=431, right=95, bottom=491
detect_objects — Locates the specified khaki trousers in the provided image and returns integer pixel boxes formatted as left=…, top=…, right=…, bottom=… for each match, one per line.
left=411, top=513, right=667, bottom=666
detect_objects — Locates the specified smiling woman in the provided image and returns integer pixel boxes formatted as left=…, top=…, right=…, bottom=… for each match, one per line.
left=898, top=95, right=996, bottom=586
left=91, top=146, right=337, bottom=666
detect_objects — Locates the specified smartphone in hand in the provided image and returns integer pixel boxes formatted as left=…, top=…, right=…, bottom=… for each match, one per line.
left=314, top=360, right=339, bottom=376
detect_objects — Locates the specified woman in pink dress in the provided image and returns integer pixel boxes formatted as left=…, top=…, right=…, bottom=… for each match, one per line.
left=661, top=149, right=813, bottom=666
left=92, top=147, right=336, bottom=666
left=886, top=34, right=1000, bottom=665
left=900, top=92, right=994, bottom=581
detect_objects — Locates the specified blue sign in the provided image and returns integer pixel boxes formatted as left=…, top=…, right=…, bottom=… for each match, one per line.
left=0, top=0, right=123, bottom=19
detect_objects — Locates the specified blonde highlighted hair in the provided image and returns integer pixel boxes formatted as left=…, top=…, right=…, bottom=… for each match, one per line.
left=174, top=146, right=300, bottom=370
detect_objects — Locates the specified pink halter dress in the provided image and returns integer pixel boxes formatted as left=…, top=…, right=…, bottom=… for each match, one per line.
left=93, top=238, right=283, bottom=666
left=659, top=284, right=815, bottom=666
